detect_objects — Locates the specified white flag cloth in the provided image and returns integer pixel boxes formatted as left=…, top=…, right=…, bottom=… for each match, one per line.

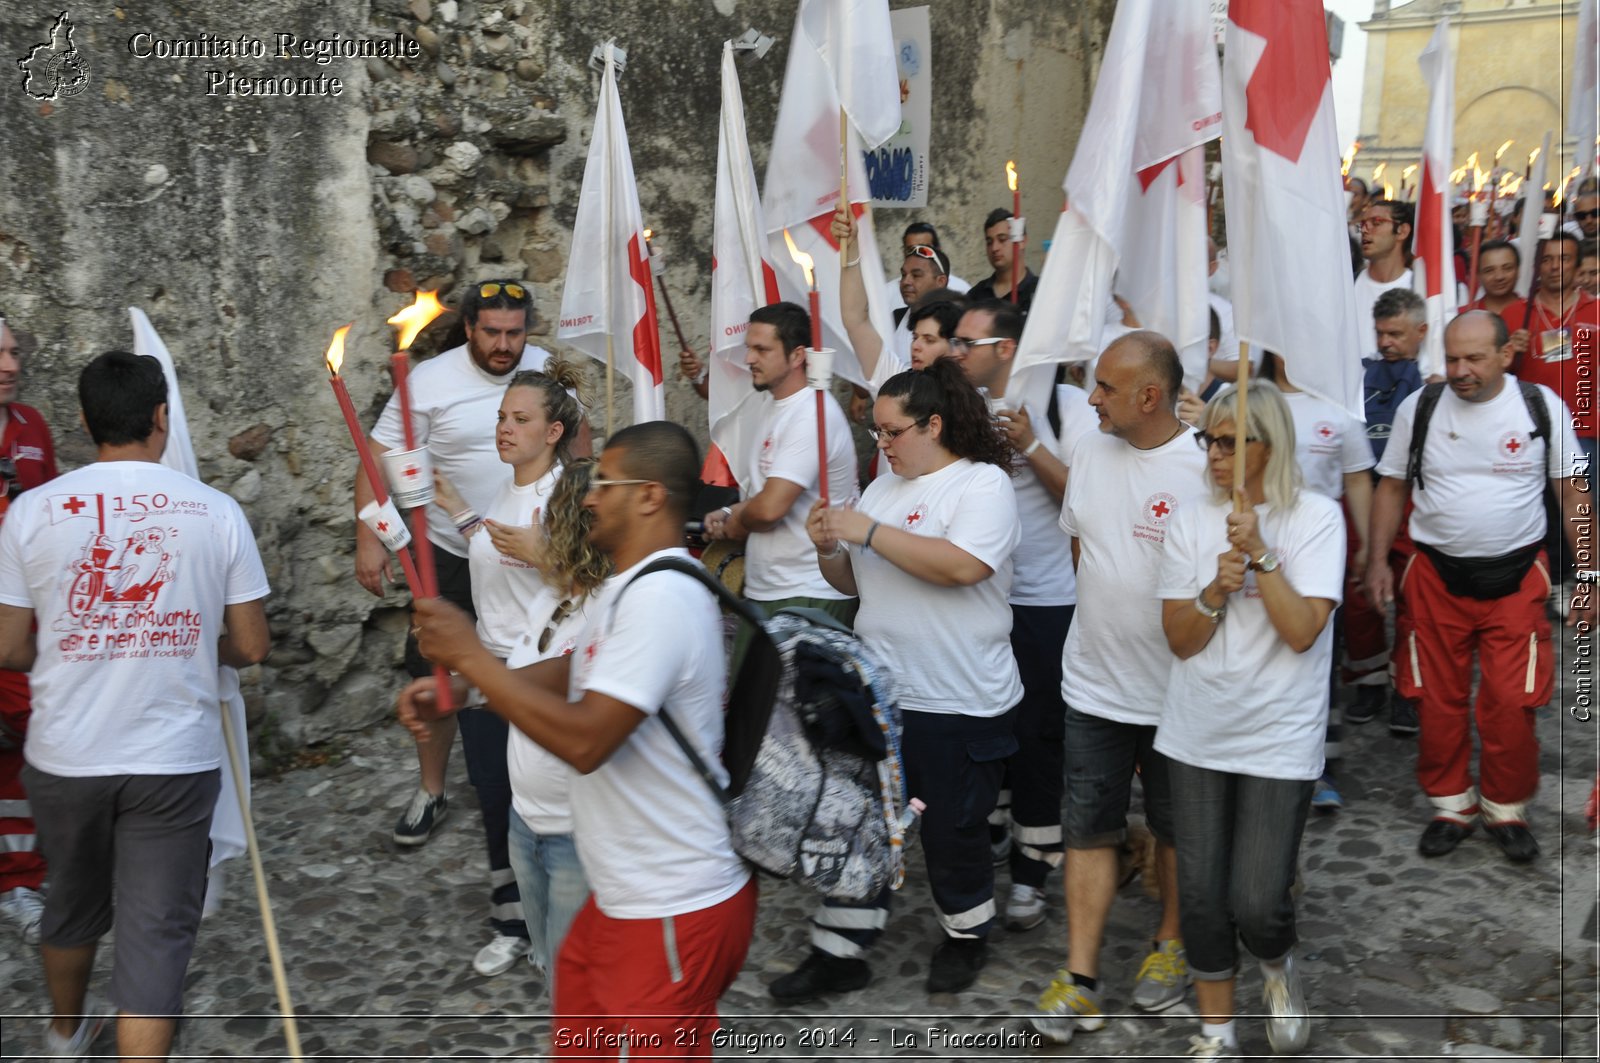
left=130, top=307, right=247, bottom=908
left=709, top=42, right=784, bottom=493
left=763, top=0, right=901, bottom=389
left=1516, top=131, right=1552, bottom=298
left=1221, top=0, right=1364, bottom=420
left=556, top=44, right=665, bottom=426
left=1572, top=0, right=1598, bottom=178
left=1012, top=0, right=1221, bottom=392
left=1410, top=19, right=1457, bottom=380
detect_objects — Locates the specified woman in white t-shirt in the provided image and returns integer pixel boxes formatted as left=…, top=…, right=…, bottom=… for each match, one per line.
left=1155, top=382, right=1345, bottom=1059
left=431, top=361, right=588, bottom=978
left=500, top=459, right=607, bottom=992
left=793, top=357, right=1022, bottom=997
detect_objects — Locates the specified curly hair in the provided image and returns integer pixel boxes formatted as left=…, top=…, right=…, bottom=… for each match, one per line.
left=507, top=355, right=589, bottom=465
left=538, top=458, right=611, bottom=596
left=878, top=357, right=1015, bottom=470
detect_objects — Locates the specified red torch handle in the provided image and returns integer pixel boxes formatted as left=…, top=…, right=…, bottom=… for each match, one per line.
left=329, top=373, right=424, bottom=593
left=389, top=351, right=453, bottom=714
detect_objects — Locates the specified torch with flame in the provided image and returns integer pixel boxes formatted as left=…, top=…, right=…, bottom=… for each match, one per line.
left=386, top=290, right=447, bottom=351
left=324, top=324, right=351, bottom=377
left=1342, top=141, right=1361, bottom=178
left=1526, top=145, right=1541, bottom=179
left=1493, top=140, right=1515, bottom=171
left=781, top=228, right=823, bottom=353
left=1371, top=162, right=1387, bottom=185
left=1555, top=166, right=1582, bottom=207
left=1006, top=160, right=1023, bottom=301
left=781, top=229, right=832, bottom=506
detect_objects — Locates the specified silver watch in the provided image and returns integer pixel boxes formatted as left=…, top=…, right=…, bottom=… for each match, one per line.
left=1249, top=550, right=1281, bottom=574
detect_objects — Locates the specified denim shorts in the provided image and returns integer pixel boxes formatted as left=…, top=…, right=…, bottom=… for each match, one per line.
left=1062, top=704, right=1174, bottom=848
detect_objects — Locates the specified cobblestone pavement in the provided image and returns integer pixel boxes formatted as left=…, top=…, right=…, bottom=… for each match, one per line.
left=3, top=671, right=1597, bottom=1061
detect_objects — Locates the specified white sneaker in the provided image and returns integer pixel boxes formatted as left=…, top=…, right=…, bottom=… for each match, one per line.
left=1, top=885, right=44, bottom=945
left=1187, top=1033, right=1232, bottom=1057
left=473, top=933, right=530, bottom=977
left=1005, top=883, right=1046, bottom=931
left=1262, top=952, right=1311, bottom=1053
left=43, top=996, right=110, bottom=1058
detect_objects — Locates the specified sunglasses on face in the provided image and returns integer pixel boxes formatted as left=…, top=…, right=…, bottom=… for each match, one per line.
left=1575, top=209, right=1600, bottom=221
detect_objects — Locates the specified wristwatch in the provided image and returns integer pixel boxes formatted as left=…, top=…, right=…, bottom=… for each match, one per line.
left=1249, top=550, right=1281, bottom=574
left=1194, top=593, right=1226, bottom=622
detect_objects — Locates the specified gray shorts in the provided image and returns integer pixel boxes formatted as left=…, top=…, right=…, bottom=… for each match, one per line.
left=23, top=765, right=220, bottom=1016
left=1062, top=704, right=1175, bottom=849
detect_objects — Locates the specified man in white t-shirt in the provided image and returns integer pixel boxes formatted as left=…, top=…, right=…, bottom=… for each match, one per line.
left=1367, top=311, right=1594, bottom=864
left=0, top=351, right=270, bottom=1060
left=1354, top=201, right=1414, bottom=351
left=701, top=302, right=857, bottom=627
left=356, top=280, right=556, bottom=974
left=1030, top=332, right=1209, bottom=1044
left=403, top=421, right=755, bottom=1056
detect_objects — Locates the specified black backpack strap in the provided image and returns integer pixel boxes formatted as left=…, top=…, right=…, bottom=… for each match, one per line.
left=1405, top=382, right=1448, bottom=491
left=1517, top=380, right=1551, bottom=447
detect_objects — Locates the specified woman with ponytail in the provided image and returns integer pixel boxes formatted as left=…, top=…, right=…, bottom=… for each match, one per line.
left=788, top=356, right=1022, bottom=996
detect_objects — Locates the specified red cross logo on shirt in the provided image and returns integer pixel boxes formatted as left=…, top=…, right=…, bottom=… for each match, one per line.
left=1505, top=438, right=1521, bottom=453
left=1143, top=492, right=1178, bottom=526
left=1151, top=500, right=1170, bottom=518
left=584, top=640, right=600, bottom=663
left=62, top=496, right=88, bottom=516
left=1317, top=424, right=1334, bottom=440
left=1498, top=432, right=1530, bottom=460
left=903, top=504, right=928, bottom=530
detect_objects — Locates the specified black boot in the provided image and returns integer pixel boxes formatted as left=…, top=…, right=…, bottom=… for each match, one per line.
left=768, top=949, right=872, bottom=1003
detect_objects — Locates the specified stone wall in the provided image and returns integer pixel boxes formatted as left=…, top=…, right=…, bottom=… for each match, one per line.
left=0, top=0, right=1112, bottom=761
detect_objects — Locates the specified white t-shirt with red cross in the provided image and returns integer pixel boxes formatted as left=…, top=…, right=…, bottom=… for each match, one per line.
left=0, top=461, right=270, bottom=777
left=567, top=549, right=749, bottom=919
left=505, top=590, right=590, bottom=836
left=1283, top=391, right=1374, bottom=500
left=850, top=458, right=1022, bottom=716
left=1375, top=377, right=1582, bottom=556
left=371, top=343, right=551, bottom=557
left=1154, top=491, right=1346, bottom=780
left=1059, top=426, right=1209, bottom=724
left=469, top=464, right=561, bottom=658
left=742, top=389, right=857, bottom=602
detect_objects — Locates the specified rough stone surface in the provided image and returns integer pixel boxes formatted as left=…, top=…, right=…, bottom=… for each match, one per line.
left=2, top=680, right=1595, bottom=1060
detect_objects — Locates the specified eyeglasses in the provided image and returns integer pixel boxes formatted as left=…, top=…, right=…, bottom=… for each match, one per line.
left=1358, top=217, right=1396, bottom=232
left=1575, top=209, right=1600, bottom=221
left=538, top=598, right=578, bottom=654
left=950, top=336, right=1005, bottom=353
left=478, top=281, right=528, bottom=301
left=868, top=417, right=929, bottom=443
left=1195, top=432, right=1260, bottom=456
left=588, top=477, right=654, bottom=491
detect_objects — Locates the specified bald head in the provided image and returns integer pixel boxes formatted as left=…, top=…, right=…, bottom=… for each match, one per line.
left=1445, top=308, right=1508, bottom=351
left=1090, top=330, right=1187, bottom=445
left=1104, top=329, right=1184, bottom=405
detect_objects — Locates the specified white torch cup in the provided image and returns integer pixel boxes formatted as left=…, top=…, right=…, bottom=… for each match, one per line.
left=380, top=446, right=435, bottom=510
left=1009, top=217, right=1026, bottom=243
left=359, top=498, right=413, bottom=551
left=806, top=347, right=836, bottom=390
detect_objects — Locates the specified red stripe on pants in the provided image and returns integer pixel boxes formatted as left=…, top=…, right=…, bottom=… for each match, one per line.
left=1396, top=549, right=1552, bottom=805
left=553, top=877, right=757, bottom=1059
left=0, top=670, right=45, bottom=892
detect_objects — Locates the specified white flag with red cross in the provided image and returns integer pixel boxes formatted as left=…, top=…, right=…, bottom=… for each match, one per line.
left=1011, top=0, right=1221, bottom=392
left=1221, top=0, right=1363, bottom=419
left=762, top=0, right=901, bottom=390
left=1410, top=19, right=1457, bottom=380
left=1572, top=0, right=1598, bottom=178
left=557, top=42, right=665, bottom=426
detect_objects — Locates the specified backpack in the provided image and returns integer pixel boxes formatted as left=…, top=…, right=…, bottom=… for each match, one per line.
left=1405, top=380, right=1551, bottom=491
left=614, top=557, right=910, bottom=902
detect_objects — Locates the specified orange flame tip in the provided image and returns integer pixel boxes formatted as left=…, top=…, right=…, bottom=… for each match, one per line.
left=386, top=291, right=447, bottom=350
left=1006, top=160, right=1018, bottom=192
left=324, top=325, right=352, bottom=375
left=781, top=228, right=815, bottom=288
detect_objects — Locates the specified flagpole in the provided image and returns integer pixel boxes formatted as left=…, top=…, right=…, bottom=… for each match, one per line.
left=219, top=706, right=304, bottom=1062
left=1234, top=342, right=1250, bottom=515
left=603, top=44, right=617, bottom=435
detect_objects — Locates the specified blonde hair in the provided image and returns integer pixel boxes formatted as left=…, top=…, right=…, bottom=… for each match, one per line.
left=538, top=458, right=611, bottom=596
left=507, top=355, right=591, bottom=466
left=1199, top=381, right=1302, bottom=510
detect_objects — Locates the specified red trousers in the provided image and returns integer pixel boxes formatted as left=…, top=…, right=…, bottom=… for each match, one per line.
left=1396, top=549, right=1552, bottom=816
left=0, top=670, right=46, bottom=893
left=553, top=877, right=757, bottom=1060
left=1343, top=497, right=1415, bottom=685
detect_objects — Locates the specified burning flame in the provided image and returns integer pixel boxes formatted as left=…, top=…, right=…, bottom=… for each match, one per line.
left=1341, top=141, right=1361, bottom=177
left=1371, top=162, right=1387, bottom=183
left=1527, top=146, right=1541, bottom=170
left=1006, top=160, right=1018, bottom=193
left=386, top=290, right=447, bottom=350
left=1401, top=164, right=1418, bottom=184
left=1467, top=152, right=1485, bottom=194
left=1554, top=166, right=1582, bottom=207
left=1499, top=173, right=1522, bottom=198
left=643, top=228, right=653, bottom=241
left=1450, top=165, right=1469, bottom=185
left=1494, top=139, right=1515, bottom=164
left=1383, top=183, right=1395, bottom=201
left=781, top=228, right=815, bottom=288
left=324, top=325, right=352, bottom=375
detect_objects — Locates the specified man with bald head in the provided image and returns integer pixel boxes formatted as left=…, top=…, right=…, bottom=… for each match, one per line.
left=1029, top=331, right=1209, bottom=1044
left=1367, top=310, right=1593, bottom=865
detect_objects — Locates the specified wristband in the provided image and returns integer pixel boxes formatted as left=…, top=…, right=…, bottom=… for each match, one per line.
left=844, top=254, right=861, bottom=268
left=1194, top=592, right=1226, bottom=622
left=1023, top=438, right=1042, bottom=458
left=451, top=507, right=478, bottom=525
left=817, top=543, right=843, bottom=560
left=720, top=506, right=733, bottom=521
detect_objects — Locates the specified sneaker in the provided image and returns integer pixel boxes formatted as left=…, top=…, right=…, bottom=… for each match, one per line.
left=1310, top=775, right=1343, bottom=812
left=392, top=788, right=448, bottom=847
left=1419, top=818, right=1472, bottom=857
left=1005, top=884, right=1046, bottom=931
left=473, top=933, right=530, bottom=977
left=0, top=885, right=45, bottom=945
left=1262, top=952, right=1311, bottom=1054
left=43, top=997, right=110, bottom=1058
left=1484, top=821, right=1540, bottom=863
left=1345, top=685, right=1386, bottom=724
left=1388, top=698, right=1419, bottom=737
left=1132, top=939, right=1190, bottom=1011
left=1029, top=970, right=1105, bottom=1044
left=925, top=936, right=987, bottom=993
left=1187, top=1033, right=1232, bottom=1057
left=769, top=949, right=871, bottom=1003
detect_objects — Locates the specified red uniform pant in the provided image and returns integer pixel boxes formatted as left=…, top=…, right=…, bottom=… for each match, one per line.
left=0, top=670, right=46, bottom=893
left=553, top=877, right=757, bottom=1060
left=1343, top=497, right=1415, bottom=685
left=1395, top=550, right=1553, bottom=820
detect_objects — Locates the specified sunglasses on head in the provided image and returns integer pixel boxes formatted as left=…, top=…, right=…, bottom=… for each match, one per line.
left=905, top=246, right=947, bottom=271
left=478, top=281, right=528, bottom=301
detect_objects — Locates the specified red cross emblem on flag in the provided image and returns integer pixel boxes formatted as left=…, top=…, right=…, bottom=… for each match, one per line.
left=62, top=496, right=88, bottom=515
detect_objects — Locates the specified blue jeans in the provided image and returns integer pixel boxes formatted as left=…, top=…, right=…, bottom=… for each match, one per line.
left=506, top=813, right=589, bottom=978
left=1168, top=760, right=1312, bottom=979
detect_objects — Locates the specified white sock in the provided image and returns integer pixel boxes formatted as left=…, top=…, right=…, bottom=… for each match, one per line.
left=1202, top=1020, right=1239, bottom=1048
left=1259, top=956, right=1287, bottom=978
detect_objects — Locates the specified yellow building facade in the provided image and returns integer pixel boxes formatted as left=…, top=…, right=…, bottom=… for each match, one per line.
left=1356, top=0, right=1581, bottom=193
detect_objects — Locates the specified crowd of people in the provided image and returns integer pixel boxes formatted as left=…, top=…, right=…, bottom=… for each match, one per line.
left=0, top=172, right=1593, bottom=1060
